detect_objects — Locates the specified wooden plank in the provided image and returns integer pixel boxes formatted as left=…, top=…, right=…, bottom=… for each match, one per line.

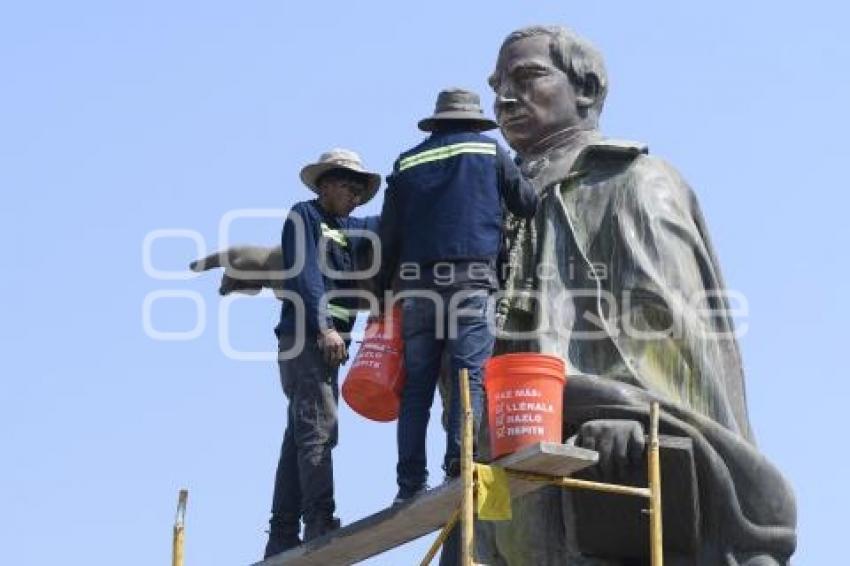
left=255, top=443, right=597, bottom=566
left=255, top=481, right=462, bottom=566
left=498, top=442, right=598, bottom=499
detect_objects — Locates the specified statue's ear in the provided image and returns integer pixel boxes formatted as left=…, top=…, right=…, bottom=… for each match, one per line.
left=576, top=73, right=601, bottom=110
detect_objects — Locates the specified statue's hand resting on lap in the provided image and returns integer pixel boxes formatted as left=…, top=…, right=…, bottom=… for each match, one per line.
left=576, top=419, right=646, bottom=481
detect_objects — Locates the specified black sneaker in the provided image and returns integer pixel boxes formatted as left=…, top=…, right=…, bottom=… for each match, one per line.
left=443, top=459, right=461, bottom=479
left=263, top=533, right=301, bottom=559
left=392, top=484, right=428, bottom=506
left=303, top=516, right=341, bottom=542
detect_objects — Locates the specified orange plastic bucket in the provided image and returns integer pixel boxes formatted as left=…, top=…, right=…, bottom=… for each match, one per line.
left=484, top=353, right=566, bottom=459
left=342, top=306, right=405, bottom=422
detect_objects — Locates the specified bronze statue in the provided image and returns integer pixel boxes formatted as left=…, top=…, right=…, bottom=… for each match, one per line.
left=191, top=24, right=797, bottom=565
left=474, top=25, right=796, bottom=565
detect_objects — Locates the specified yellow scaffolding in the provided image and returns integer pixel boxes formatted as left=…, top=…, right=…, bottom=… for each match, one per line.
left=173, top=489, right=188, bottom=566
left=422, top=370, right=664, bottom=566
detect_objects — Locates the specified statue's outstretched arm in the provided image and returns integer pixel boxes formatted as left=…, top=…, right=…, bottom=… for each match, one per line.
left=190, top=244, right=283, bottom=297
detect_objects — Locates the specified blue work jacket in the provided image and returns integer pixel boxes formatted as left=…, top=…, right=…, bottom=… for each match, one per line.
left=276, top=199, right=379, bottom=336
left=378, top=130, right=537, bottom=291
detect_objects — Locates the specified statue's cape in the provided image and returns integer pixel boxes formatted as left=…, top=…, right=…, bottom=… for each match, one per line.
left=566, top=141, right=751, bottom=439
left=502, top=138, right=752, bottom=440
left=488, top=139, right=797, bottom=564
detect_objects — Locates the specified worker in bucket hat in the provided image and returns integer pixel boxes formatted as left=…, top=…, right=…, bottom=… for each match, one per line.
left=265, top=148, right=381, bottom=558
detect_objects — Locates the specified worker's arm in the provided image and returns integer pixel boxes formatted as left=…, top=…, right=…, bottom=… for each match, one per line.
left=344, top=214, right=382, bottom=308
left=349, top=214, right=381, bottom=271
left=496, top=145, right=538, bottom=218
left=376, top=170, right=402, bottom=295
left=357, top=214, right=381, bottom=233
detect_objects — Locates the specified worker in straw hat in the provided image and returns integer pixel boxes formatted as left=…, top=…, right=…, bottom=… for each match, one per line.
left=264, top=148, right=381, bottom=557
left=377, top=88, right=538, bottom=511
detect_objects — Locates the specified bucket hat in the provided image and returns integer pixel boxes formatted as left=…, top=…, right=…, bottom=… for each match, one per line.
left=300, top=148, right=381, bottom=203
left=417, top=88, right=498, bottom=132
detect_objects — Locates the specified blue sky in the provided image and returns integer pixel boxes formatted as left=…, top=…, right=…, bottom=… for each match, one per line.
left=1, top=1, right=847, bottom=564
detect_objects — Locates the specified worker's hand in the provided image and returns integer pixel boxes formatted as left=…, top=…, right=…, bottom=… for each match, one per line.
left=317, top=328, right=348, bottom=367
left=576, top=419, right=645, bottom=480
left=189, top=245, right=282, bottom=296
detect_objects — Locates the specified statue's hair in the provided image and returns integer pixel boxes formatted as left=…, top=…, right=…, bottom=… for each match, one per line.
left=490, top=25, right=608, bottom=120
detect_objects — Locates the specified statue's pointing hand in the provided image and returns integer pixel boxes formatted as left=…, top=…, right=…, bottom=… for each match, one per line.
left=190, top=245, right=282, bottom=296
left=577, top=419, right=645, bottom=481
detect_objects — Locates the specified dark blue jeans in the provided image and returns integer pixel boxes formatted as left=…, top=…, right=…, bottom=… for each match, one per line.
left=269, top=333, right=339, bottom=533
left=396, top=289, right=494, bottom=494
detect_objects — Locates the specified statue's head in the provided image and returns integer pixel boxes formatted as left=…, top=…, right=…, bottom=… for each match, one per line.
left=489, top=26, right=608, bottom=154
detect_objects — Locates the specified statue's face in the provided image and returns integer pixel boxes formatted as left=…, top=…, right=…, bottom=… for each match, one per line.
left=491, top=35, right=581, bottom=154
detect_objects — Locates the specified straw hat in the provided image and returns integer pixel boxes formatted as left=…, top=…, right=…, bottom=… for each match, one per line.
left=417, top=88, right=498, bottom=132
left=299, top=148, right=382, bottom=203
